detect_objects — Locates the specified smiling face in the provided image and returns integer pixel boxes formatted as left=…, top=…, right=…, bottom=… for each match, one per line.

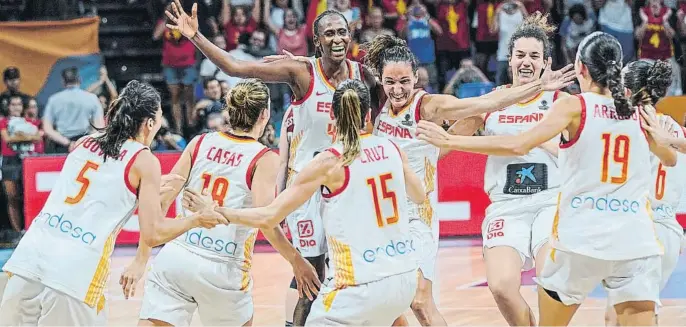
left=233, top=7, right=247, bottom=26
left=284, top=9, right=298, bottom=30
left=382, top=62, right=417, bottom=109
left=509, top=37, right=546, bottom=85
left=314, top=14, right=351, bottom=62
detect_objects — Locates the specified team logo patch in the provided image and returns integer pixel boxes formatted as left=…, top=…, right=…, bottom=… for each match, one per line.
left=401, top=113, right=413, bottom=127
left=486, top=219, right=504, bottom=240
left=297, top=220, right=314, bottom=238
left=504, top=163, right=548, bottom=195
left=539, top=100, right=549, bottom=111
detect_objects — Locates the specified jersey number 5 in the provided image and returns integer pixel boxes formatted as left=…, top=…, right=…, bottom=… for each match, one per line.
left=200, top=173, right=230, bottom=206
left=366, top=173, right=399, bottom=227
left=601, top=133, right=630, bottom=184
left=65, top=161, right=100, bottom=204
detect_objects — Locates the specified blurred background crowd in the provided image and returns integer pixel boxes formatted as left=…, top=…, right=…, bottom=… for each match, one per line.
left=0, top=0, right=686, bottom=244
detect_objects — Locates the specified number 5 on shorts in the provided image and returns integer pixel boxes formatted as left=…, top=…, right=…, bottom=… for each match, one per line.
left=65, top=161, right=100, bottom=204
left=366, top=173, right=399, bottom=227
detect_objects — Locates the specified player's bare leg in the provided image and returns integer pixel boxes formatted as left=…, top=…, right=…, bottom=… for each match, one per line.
left=292, top=254, right=326, bottom=326
left=410, top=269, right=447, bottom=326
left=485, top=246, right=535, bottom=326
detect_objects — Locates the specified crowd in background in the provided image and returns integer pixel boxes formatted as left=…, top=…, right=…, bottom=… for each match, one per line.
left=1, top=0, right=686, bottom=242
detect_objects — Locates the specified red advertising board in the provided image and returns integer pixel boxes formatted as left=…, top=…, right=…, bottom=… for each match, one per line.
left=22, top=151, right=686, bottom=245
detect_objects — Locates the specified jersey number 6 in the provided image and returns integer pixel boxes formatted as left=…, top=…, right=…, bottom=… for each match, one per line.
left=366, top=173, right=399, bottom=227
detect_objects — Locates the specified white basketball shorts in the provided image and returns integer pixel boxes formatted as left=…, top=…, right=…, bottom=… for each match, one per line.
left=0, top=274, right=106, bottom=326
left=139, top=242, right=253, bottom=326
left=654, top=216, right=683, bottom=290
left=535, top=249, right=661, bottom=306
left=409, top=219, right=439, bottom=289
left=482, top=190, right=558, bottom=270
left=286, top=191, right=327, bottom=257
left=306, top=269, right=417, bottom=326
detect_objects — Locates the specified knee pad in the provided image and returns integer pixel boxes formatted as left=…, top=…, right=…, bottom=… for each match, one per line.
left=543, top=288, right=562, bottom=303
left=289, top=276, right=297, bottom=289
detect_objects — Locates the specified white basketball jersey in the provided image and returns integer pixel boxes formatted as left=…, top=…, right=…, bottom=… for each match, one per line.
left=650, top=115, right=686, bottom=228
left=554, top=93, right=662, bottom=260
left=374, top=90, right=439, bottom=227
left=174, top=132, right=270, bottom=276
left=483, top=91, right=561, bottom=201
left=321, top=135, right=416, bottom=287
left=289, top=58, right=364, bottom=176
left=3, top=136, right=147, bottom=311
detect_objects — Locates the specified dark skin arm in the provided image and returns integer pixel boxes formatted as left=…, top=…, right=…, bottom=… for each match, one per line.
left=165, top=0, right=311, bottom=99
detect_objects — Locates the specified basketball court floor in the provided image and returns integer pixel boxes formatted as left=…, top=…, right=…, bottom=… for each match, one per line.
left=0, top=237, right=684, bottom=325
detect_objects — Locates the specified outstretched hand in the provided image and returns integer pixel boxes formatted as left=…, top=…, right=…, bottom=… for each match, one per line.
left=262, top=49, right=311, bottom=64
left=416, top=120, right=453, bottom=148
left=540, top=57, right=576, bottom=92
left=165, top=0, right=199, bottom=39
left=640, top=105, right=676, bottom=149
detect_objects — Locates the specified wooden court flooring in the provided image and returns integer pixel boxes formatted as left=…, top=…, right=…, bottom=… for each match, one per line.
left=1, top=238, right=685, bottom=326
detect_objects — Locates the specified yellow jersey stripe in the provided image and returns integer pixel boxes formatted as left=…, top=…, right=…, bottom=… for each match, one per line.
left=323, top=290, right=339, bottom=312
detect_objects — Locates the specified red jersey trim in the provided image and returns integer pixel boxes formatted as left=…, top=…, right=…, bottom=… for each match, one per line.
left=291, top=63, right=315, bottom=105
left=191, top=133, right=207, bottom=167
left=124, top=148, right=148, bottom=197
left=321, top=148, right=350, bottom=199
left=246, top=148, right=272, bottom=190
left=560, top=95, right=586, bottom=149
left=414, top=92, right=428, bottom=123
left=553, top=90, right=561, bottom=102
left=388, top=139, right=402, bottom=158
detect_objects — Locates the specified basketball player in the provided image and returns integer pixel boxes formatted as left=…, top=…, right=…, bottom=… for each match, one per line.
left=427, top=14, right=569, bottom=326
left=416, top=32, right=676, bottom=326
left=361, top=24, right=575, bottom=326
left=0, top=81, right=227, bottom=325
left=111, top=80, right=319, bottom=326
left=184, top=79, right=425, bottom=325
left=164, top=2, right=374, bottom=323
left=604, top=60, right=686, bottom=325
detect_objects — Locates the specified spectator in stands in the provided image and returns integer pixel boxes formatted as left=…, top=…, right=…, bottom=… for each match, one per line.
left=473, top=0, right=500, bottom=78
left=562, top=4, right=595, bottom=64
left=334, top=0, right=362, bottom=33
left=402, top=4, right=441, bottom=93
left=492, top=0, right=527, bottom=85
left=360, top=6, right=395, bottom=44
left=194, top=78, right=224, bottom=133
left=152, top=117, right=188, bottom=151
left=522, top=0, right=552, bottom=14
left=380, top=0, right=406, bottom=31
left=598, top=0, right=634, bottom=63
left=199, top=34, right=234, bottom=83
left=222, top=0, right=261, bottom=51
left=0, top=95, right=43, bottom=234
left=265, top=6, right=308, bottom=56
left=416, top=67, right=436, bottom=93
left=442, top=58, right=491, bottom=95
left=435, top=0, right=470, bottom=90
left=42, top=67, right=103, bottom=154
left=197, top=0, right=227, bottom=36
left=636, top=0, right=682, bottom=95
left=220, top=80, right=231, bottom=95
left=154, top=3, right=198, bottom=134
left=86, top=65, right=118, bottom=106
left=266, top=0, right=305, bottom=51
left=0, top=67, right=30, bottom=116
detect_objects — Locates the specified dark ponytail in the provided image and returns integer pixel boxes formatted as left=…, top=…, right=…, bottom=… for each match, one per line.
left=363, top=34, right=417, bottom=77
left=623, top=59, right=672, bottom=106
left=332, top=79, right=371, bottom=165
left=94, top=80, right=160, bottom=161
left=577, top=32, right=631, bottom=118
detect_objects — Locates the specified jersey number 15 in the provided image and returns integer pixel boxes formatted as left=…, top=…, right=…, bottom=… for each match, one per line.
left=366, top=173, right=399, bottom=227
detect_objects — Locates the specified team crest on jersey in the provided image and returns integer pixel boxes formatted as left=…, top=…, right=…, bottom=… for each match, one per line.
left=401, top=113, right=413, bottom=127
left=503, top=163, right=548, bottom=195
left=539, top=100, right=549, bottom=111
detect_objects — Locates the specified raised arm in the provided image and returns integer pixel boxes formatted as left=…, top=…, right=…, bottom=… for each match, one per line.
left=165, top=0, right=311, bottom=99
left=419, top=63, right=575, bottom=123
left=417, top=95, right=580, bottom=156
left=276, top=107, right=294, bottom=194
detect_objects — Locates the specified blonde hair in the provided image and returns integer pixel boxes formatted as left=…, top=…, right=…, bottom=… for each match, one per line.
left=332, top=79, right=371, bottom=165
left=225, top=78, right=270, bottom=132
